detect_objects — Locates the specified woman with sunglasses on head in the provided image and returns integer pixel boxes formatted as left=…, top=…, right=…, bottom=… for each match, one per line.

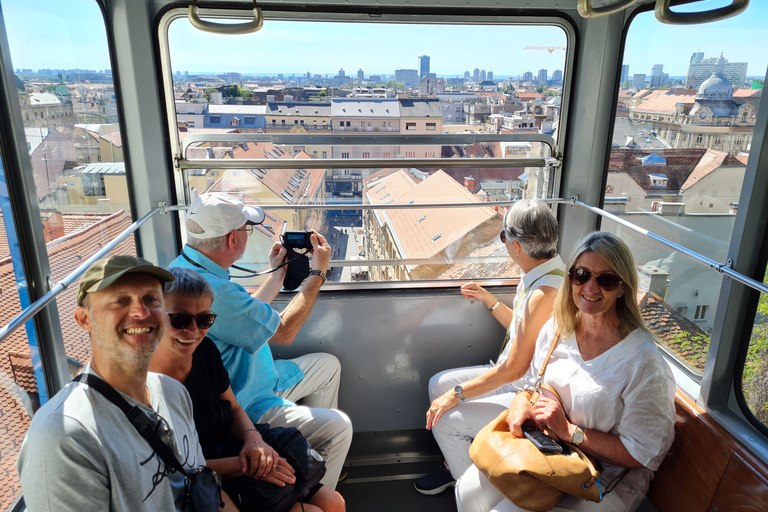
left=417, top=199, right=566, bottom=495
left=150, top=267, right=345, bottom=512
left=456, top=231, right=676, bottom=512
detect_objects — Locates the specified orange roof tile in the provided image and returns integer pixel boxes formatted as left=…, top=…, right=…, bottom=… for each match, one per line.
left=99, top=131, right=122, bottom=148
left=681, top=148, right=747, bottom=190
left=633, top=95, right=696, bottom=114
left=436, top=238, right=521, bottom=280
left=366, top=169, right=499, bottom=260
left=0, top=209, right=135, bottom=510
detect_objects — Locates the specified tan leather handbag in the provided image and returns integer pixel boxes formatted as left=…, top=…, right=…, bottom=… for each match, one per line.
left=469, top=331, right=625, bottom=511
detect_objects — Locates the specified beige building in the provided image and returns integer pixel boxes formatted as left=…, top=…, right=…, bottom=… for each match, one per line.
left=364, top=168, right=501, bottom=281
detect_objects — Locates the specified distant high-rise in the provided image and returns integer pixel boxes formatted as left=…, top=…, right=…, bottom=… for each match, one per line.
left=523, top=71, right=533, bottom=83
left=552, top=69, right=563, bottom=82
left=419, top=55, right=430, bottom=78
left=632, top=73, right=646, bottom=89
left=306, top=71, right=311, bottom=78
left=487, top=71, right=493, bottom=80
left=480, top=70, right=486, bottom=81
left=395, top=69, right=419, bottom=88
left=473, top=68, right=480, bottom=81
left=538, top=69, right=547, bottom=83
left=464, top=71, right=471, bottom=79
left=338, top=68, right=346, bottom=78
left=690, top=51, right=705, bottom=64
left=649, top=64, right=668, bottom=87
left=357, top=68, right=364, bottom=80
left=685, top=52, right=748, bottom=89
left=621, top=65, right=629, bottom=84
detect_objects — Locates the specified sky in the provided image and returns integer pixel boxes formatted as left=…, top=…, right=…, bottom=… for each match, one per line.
left=3, top=0, right=767, bottom=80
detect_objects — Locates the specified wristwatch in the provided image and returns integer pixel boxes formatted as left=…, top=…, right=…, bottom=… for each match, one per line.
left=307, top=270, right=326, bottom=283
left=570, top=426, right=585, bottom=446
left=454, top=385, right=466, bottom=401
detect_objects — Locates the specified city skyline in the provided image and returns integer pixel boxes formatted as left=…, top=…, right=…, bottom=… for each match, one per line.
left=4, top=0, right=768, bottom=81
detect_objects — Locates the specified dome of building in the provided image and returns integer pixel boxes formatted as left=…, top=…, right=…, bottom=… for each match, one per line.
left=696, top=73, right=733, bottom=100
left=14, top=74, right=25, bottom=92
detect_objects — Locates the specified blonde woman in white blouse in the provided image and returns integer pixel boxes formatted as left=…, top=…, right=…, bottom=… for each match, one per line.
left=456, top=231, right=676, bottom=512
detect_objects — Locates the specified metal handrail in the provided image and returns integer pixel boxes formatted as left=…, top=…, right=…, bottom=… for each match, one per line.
left=2, top=197, right=767, bottom=345
left=573, top=198, right=768, bottom=295
left=179, top=132, right=558, bottom=155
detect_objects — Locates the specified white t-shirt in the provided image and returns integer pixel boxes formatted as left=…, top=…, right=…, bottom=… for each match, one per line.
left=524, top=319, right=676, bottom=494
left=17, top=365, right=206, bottom=512
left=497, top=255, right=565, bottom=366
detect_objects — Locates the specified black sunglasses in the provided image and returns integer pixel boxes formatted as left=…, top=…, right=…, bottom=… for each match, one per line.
left=167, top=312, right=217, bottom=330
left=569, top=268, right=623, bottom=292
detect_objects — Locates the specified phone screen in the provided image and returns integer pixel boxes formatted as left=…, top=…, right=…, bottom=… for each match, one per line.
left=523, top=428, right=563, bottom=453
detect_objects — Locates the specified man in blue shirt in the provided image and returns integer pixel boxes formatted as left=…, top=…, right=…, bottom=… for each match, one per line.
left=170, top=192, right=352, bottom=489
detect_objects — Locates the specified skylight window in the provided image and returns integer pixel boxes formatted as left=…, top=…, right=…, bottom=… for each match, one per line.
left=432, top=234, right=442, bottom=241
left=418, top=215, right=427, bottom=222
left=380, top=193, right=390, bottom=200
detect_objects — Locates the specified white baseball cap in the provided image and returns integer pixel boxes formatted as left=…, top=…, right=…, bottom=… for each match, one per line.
left=186, top=193, right=265, bottom=239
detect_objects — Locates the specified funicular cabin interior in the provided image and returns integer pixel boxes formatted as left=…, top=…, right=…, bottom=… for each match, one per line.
left=0, top=0, right=767, bottom=510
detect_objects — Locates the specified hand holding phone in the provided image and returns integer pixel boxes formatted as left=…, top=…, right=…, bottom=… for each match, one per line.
left=522, top=424, right=563, bottom=453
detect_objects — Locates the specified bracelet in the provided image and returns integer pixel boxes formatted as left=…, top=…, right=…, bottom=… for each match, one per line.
left=244, top=428, right=259, bottom=435
left=489, top=300, right=501, bottom=311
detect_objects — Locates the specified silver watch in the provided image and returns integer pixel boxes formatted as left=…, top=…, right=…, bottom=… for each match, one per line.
left=454, top=385, right=466, bottom=401
left=307, top=270, right=326, bottom=282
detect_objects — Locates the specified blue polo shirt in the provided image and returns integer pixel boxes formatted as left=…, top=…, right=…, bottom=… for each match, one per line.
left=170, top=247, right=304, bottom=421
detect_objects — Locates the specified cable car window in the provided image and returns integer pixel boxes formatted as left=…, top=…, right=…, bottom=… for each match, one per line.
left=165, top=14, right=569, bottom=285
left=602, top=2, right=766, bottom=376
left=2, top=1, right=136, bottom=507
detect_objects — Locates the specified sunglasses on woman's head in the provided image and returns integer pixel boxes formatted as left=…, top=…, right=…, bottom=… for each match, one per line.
left=499, top=230, right=507, bottom=244
left=568, top=268, right=623, bottom=291
left=167, top=312, right=217, bottom=330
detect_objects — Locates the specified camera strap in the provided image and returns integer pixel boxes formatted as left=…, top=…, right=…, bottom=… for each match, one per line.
left=180, top=247, right=306, bottom=279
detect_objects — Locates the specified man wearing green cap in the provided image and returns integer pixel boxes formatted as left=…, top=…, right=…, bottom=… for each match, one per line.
left=17, top=255, right=206, bottom=512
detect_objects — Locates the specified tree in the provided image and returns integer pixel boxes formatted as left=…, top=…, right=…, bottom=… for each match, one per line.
left=385, top=80, right=405, bottom=90
left=203, top=88, right=219, bottom=100
left=743, top=268, right=768, bottom=424
left=536, top=84, right=545, bottom=94
left=318, top=90, right=327, bottom=98
left=504, top=84, right=515, bottom=94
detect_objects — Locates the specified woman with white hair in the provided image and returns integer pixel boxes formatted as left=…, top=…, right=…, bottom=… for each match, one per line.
left=416, top=199, right=566, bottom=495
left=456, top=231, right=676, bottom=512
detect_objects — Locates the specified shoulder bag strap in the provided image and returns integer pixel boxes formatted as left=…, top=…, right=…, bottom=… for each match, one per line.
left=498, top=268, right=565, bottom=358
left=73, top=373, right=187, bottom=475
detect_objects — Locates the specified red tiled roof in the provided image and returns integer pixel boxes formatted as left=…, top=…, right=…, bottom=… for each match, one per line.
left=0, top=209, right=136, bottom=510
left=633, top=95, right=695, bottom=114
left=608, top=148, right=707, bottom=191
left=99, top=131, right=122, bottom=148
left=681, top=149, right=747, bottom=190
left=225, top=142, right=324, bottom=205
left=638, top=290, right=709, bottom=372
left=734, top=88, right=762, bottom=98
left=365, top=169, right=500, bottom=260
left=436, top=238, right=521, bottom=280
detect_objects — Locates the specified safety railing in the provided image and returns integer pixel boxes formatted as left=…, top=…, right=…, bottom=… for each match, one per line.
left=2, top=197, right=767, bottom=346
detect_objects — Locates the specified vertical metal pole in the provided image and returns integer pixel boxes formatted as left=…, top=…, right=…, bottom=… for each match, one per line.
left=0, top=3, right=71, bottom=399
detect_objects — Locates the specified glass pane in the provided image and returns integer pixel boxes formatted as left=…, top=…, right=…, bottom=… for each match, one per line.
left=5, top=0, right=136, bottom=373
left=169, top=16, right=566, bottom=284
left=0, top=165, right=39, bottom=511
left=743, top=268, right=768, bottom=427
left=604, top=2, right=766, bottom=373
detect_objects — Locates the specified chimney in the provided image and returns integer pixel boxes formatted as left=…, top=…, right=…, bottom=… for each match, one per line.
left=658, top=202, right=685, bottom=216
left=40, top=211, right=64, bottom=243
left=638, top=265, right=670, bottom=301
left=464, top=175, right=476, bottom=192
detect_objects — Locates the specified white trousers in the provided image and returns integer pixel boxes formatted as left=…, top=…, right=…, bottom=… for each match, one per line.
left=259, top=352, right=353, bottom=490
left=429, top=365, right=520, bottom=479
left=456, top=465, right=646, bottom=512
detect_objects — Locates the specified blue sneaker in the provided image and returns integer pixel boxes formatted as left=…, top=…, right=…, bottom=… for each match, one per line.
left=414, top=463, right=456, bottom=495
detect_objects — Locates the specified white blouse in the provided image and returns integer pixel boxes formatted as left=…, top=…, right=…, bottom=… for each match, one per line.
left=524, top=318, right=677, bottom=494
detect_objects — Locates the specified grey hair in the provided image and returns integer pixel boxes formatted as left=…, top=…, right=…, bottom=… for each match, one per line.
left=162, top=267, right=214, bottom=302
left=185, top=218, right=229, bottom=253
left=504, top=199, right=558, bottom=260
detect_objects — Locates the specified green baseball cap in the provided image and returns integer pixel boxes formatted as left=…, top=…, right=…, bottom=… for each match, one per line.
left=77, top=255, right=175, bottom=306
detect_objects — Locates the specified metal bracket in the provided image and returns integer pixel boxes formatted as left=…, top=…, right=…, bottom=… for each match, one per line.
left=570, top=195, right=579, bottom=208
left=158, top=202, right=169, bottom=215
left=715, top=259, right=734, bottom=274
left=544, top=157, right=562, bottom=169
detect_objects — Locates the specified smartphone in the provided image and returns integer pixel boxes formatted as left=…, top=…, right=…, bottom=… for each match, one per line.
left=281, top=231, right=313, bottom=250
left=522, top=425, right=563, bottom=453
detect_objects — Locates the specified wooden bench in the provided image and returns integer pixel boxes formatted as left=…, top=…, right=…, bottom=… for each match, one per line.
left=647, top=391, right=768, bottom=511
